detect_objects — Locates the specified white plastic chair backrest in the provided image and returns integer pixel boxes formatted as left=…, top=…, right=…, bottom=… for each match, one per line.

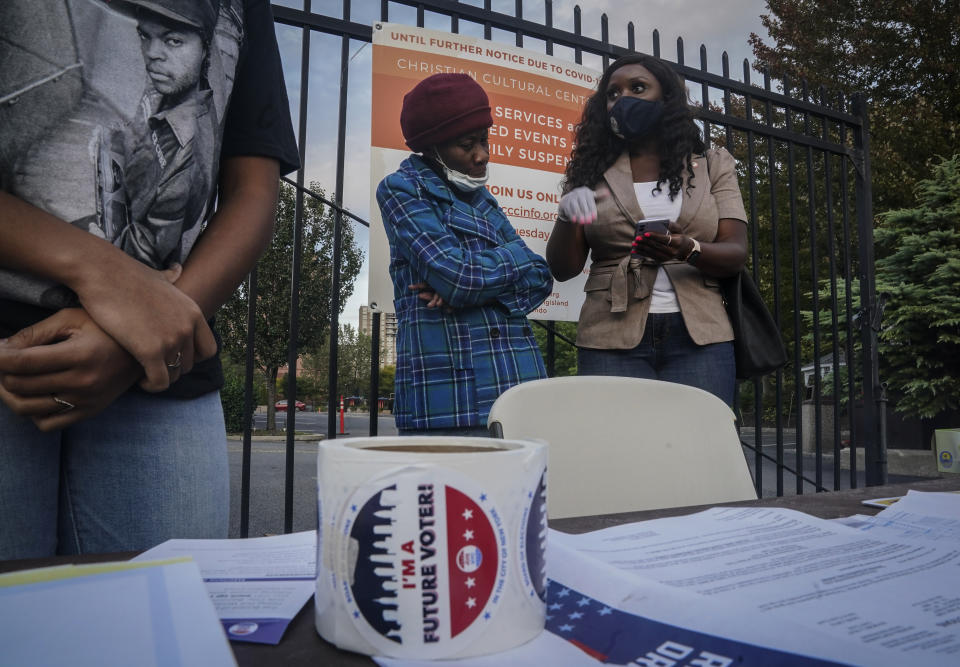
left=488, top=376, right=757, bottom=519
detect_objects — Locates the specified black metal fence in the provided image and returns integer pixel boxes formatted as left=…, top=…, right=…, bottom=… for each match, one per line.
left=236, top=1, right=882, bottom=536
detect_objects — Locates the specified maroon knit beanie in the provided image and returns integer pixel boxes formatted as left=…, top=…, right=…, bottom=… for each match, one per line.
left=400, top=74, right=493, bottom=152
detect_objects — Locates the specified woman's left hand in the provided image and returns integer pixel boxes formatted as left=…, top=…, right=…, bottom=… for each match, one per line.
left=409, top=282, right=450, bottom=310
left=631, top=221, right=689, bottom=263
left=0, top=308, right=142, bottom=431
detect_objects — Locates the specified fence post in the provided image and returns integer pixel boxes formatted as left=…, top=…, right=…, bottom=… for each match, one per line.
left=369, top=310, right=381, bottom=436
left=852, top=93, right=886, bottom=486
left=546, top=320, right=556, bottom=377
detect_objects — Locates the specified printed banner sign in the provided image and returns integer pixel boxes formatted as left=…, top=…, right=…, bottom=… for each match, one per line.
left=367, top=22, right=601, bottom=321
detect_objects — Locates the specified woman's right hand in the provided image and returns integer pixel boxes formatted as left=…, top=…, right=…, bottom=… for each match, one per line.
left=74, top=261, right=217, bottom=393
left=558, top=185, right=609, bottom=224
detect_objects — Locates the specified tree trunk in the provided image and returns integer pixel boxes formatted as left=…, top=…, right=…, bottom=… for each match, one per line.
left=266, top=366, right=279, bottom=431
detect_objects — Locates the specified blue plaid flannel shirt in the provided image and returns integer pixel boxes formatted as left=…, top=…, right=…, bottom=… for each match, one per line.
left=376, top=155, right=553, bottom=430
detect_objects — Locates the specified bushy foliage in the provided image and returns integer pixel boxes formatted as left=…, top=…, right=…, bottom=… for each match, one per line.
left=797, top=155, right=960, bottom=418
left=874, top=154, right=960, bottom=417
left=220, top=362, right=253, bottom=434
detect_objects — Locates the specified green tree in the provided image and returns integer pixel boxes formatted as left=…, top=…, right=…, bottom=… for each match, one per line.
left=297, top=324, right=382, bottom=411
left=874, top=155, right=960, bottom=417
left=750, top=0, right=960, bottom=211
left=335, top=324, right=372, bottom=399
left=219, top=182, right=364, bottom=430
left=299, top=351, right=328, bottom=407
left=379, top=364, right=396, bottom=397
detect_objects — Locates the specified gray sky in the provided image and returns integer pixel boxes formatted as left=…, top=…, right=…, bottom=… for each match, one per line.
left=273, top=0, right=772, bottom=327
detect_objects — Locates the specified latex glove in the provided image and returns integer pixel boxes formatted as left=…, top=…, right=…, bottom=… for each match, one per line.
left=558, top=186, right=607, bottom=224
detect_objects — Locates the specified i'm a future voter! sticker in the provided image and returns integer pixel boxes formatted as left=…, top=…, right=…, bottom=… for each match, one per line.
left=335, top=468, right=508, bottom=658
left=518, top=470, right=548, bottom=603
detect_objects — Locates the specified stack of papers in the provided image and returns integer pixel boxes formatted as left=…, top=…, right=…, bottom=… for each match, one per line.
left=0, top=559, right=236, bottom=667
left=378, top=490, right=960, bottom=667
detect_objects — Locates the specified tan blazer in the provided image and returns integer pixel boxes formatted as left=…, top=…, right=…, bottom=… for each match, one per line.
left=576, top=147, right=748, bottom=349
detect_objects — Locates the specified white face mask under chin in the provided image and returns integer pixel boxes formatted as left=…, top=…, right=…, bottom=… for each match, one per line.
left=433, top=152, right=490, bottom=192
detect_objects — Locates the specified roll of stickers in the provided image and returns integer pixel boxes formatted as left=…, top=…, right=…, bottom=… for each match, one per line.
left=315, top=437, right=548, bottom=659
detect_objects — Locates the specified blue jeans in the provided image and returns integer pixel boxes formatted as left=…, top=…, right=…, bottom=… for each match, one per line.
left=0, top=390, right=229, bottom=558
left=577, top=312, right=736, bottom=405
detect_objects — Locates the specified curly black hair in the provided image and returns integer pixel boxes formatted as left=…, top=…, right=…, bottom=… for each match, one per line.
left=563, top=54, right=704, bottom=200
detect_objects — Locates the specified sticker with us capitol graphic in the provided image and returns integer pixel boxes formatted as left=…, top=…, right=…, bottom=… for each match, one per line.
left=337, top=468, right=509, bottom=657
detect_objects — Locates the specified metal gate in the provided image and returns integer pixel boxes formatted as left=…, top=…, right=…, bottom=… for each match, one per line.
left=236, top=0, right=882, bottom=536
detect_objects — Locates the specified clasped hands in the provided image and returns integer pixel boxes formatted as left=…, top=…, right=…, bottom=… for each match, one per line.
left=0, top=263, right=216, bottom=431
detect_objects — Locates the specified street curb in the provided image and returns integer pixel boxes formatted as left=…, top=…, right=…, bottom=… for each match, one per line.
left=836, top=448, right=944, bottom=478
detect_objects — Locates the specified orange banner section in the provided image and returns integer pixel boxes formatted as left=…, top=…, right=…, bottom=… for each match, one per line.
left=372, top=47, right=594, bottom=111
left=371, top=45, right=597, bottom=173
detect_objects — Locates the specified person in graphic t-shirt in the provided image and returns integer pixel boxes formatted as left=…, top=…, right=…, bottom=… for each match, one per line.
left=118, top=1, right=219, bottom=269
left=0, top=0, right=300, bottom=559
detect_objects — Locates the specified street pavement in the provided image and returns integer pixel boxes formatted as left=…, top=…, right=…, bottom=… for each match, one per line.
left=228, top=413, right=395, bottom=538
left=228, top=415, right=933, bottom=538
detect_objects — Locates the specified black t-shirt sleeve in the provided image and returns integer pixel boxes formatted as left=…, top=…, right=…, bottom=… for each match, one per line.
left=220, top=0, right=300, bottom=175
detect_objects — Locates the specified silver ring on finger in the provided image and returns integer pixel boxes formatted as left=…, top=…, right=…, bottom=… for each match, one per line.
left=52, top=394, right=76, bottom=414
left=665, top=232, right=673, bottom=246
left=166, top=351, right=183, bottom=369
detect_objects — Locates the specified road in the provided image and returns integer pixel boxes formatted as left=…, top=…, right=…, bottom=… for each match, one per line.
left=229, top=412, right=396, bottom=538
left=227, top=418, right=930, bottom=538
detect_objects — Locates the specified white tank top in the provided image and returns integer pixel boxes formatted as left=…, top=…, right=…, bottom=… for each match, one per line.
left=633, top=181, right=683, bottom=313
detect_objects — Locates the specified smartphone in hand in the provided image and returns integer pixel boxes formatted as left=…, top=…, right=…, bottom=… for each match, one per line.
left=635, top=217, right=670, bottom=236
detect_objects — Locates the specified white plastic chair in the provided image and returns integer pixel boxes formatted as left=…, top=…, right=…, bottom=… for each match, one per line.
left=487, top=376, right=757, bottom=518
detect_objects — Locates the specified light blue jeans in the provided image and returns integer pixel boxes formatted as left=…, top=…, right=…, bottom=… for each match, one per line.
left=577, top=312, right=737, bottom=405
left=0, top=390, right=228, bottom=558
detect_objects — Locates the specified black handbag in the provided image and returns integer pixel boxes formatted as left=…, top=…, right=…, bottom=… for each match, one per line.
left=720, top=268, right=787, bottom=379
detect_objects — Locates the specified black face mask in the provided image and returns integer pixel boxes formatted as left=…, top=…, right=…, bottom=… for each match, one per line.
left=608, top=96, right=664, bottom=142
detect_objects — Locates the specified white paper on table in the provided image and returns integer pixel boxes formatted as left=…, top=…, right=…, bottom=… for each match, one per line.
left=838, top=512, right=960, bottom=544
left=0, top=559, right=235, bottom=667
left=835, top=495, right=960, bottom=544
left=553, top=506, right=960, bottom=666
left=875, top=489, right=960, bottom=520
left=376, top=533, right=888, bottom=667
left=863, top=489, right=960, bottom=511
left=134, top=531, right=317, bottom=644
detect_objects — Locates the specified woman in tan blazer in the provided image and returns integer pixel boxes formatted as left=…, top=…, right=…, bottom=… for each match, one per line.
left=546, top=54, right=748, bottom=404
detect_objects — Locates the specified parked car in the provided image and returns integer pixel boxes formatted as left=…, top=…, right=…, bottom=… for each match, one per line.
left=275, top=399, right=306, bottom=412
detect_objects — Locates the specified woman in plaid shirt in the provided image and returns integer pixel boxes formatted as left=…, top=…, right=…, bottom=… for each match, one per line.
left=376, top=74, right=553, bottom=435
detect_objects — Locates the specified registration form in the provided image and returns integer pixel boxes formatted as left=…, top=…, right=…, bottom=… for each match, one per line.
left=134, top=530, right=317, bottom=644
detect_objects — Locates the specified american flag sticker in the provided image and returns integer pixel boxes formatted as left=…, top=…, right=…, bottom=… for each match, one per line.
left=336, top=468, right=509, bottom=658
left=545, top=580, right=844, bottom=666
